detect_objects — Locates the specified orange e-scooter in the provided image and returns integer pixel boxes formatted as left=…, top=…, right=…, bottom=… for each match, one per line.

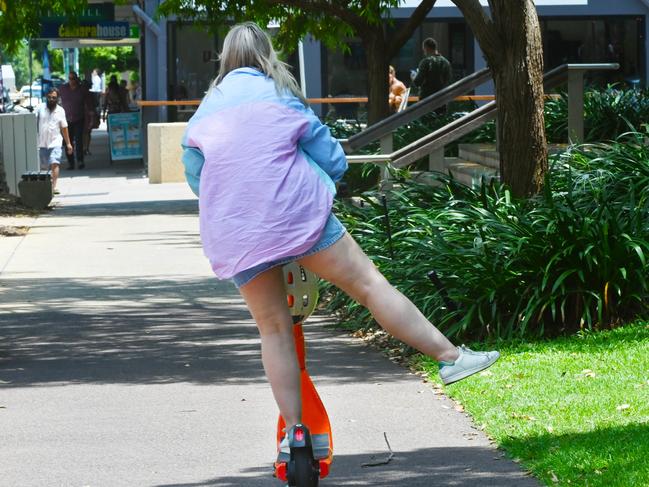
left=273, top=263, right=333, bottom=487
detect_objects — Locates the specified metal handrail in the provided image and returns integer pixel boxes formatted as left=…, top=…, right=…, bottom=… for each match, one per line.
left=544, top=63, right=619, bottom=89
left=346, top=62, right=619, bottom=168
left=392, top=101, right=496, bottom=168
left=342, top=67, right=491, bottom=153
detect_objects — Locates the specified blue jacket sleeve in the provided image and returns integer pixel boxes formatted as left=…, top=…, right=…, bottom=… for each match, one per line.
left=181, top=145, right=204, bottom=197
left=285, top=97, right=348, bottom=183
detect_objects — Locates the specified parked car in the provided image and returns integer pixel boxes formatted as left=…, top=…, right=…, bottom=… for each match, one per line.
left=20, top=84, right=42, bottom=98
left=19, top=84, right=42, bottom=108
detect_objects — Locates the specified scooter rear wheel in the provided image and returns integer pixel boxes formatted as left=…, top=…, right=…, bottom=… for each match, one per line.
left=287, top=447, right=319, bottom=487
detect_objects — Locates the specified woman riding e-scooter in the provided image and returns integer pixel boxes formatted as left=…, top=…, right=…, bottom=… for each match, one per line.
left=181, top=21, right=500, bottom=481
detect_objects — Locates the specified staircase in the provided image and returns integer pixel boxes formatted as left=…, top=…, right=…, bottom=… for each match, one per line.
left=426, top=143, right=567, bottom=188
left=445, top=144, right=499, bottom=187
left=343, top=63, right=618, bottom=189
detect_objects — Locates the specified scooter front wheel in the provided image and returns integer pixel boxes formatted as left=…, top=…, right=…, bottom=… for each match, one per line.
left=287, top=447, right=319, bottom=487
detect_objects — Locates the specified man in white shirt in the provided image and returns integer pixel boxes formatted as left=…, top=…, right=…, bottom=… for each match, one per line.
left=37, top=88, right=73, bottom=194
left=90, top=68, right=102, bottom=112
left=91, top=68, right=102, bottom=93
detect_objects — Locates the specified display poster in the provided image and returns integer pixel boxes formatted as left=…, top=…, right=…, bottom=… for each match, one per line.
left=107, top=112, right=142, bottom=161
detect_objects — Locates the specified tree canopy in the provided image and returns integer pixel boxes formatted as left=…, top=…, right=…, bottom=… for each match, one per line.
left=159, top=1, right=421, bottom=53
left=79, top=46, right=139, bottom=78
left=0, top=0, right=89, bottom=54
left=158, top=0, right=438, bottom=122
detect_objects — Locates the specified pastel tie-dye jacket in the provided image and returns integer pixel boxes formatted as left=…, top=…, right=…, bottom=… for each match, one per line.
left=181, top=67, right=348, bottom=279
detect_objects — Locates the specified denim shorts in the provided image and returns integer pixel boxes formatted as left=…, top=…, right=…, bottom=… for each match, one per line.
left=232, top=213, right=346, bottom=289
left=39, top=147, right=63, bottom=169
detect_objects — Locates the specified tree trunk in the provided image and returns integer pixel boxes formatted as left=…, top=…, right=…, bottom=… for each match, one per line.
left=454, top=0, right=547, bottom=197
left=491, top=1, right=547, bottom=197
left=363, top=33, right=390, bottom=125
left=493, top=68, right=547, bottom=197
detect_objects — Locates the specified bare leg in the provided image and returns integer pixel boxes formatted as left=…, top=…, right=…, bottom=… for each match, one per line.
left=239, top=266, right=301, bottom=428
left=50, top=164, right=60, bottom=192
left=299, top=233, right=459, bottom=362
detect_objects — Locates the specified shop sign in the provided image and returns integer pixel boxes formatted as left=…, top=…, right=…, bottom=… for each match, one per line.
left=42, top=3, right=114, bottom=22
left=40, top=22, right=139, bottom=40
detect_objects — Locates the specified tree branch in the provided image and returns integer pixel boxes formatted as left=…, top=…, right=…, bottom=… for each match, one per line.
left=264, top=0, right=366, bottom=33
left=387, top=0, right=437, bottom=60
left=452, top=0, right=500, bottom=64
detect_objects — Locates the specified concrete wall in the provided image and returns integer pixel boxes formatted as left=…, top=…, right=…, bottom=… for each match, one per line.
left=0, top=113, right=39, bottom=196
left=147, top=122, right=187, bottom=184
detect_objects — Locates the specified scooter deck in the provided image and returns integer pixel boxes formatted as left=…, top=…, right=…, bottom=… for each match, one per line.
left=274, top=324, right=333, bottom=481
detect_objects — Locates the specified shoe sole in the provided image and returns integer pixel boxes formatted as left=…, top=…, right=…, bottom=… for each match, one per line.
left=441, top=352, right=500, bottom=385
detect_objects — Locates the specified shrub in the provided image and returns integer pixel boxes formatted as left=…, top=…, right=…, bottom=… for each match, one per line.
left=545, top=86, right=649, bottom=143
left=583, top=86, right=649, bottom=141
left=327, top=86, right=649, bottom=156
left=326, top=133, right=649, bottom=340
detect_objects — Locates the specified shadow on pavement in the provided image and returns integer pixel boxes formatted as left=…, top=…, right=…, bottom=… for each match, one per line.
left=55, top=198, right=199, bottom=217
left=152, top=446, right=535, bottom=486
left=0, top=276, right=417, bottom=389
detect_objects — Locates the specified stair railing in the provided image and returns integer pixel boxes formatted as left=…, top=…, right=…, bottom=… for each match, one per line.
left=341, top=67, right=491, bottom=154
left=345, top=63, right=619, bottom=183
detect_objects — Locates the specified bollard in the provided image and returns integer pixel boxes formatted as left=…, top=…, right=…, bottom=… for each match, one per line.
left=18, top=172, right=52, bottom=210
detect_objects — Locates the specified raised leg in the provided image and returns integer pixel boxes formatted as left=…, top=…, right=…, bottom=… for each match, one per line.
left=299, top=233, right=459, bottom=362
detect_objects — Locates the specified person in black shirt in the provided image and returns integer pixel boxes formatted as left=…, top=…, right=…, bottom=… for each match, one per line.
left=412, top=37, right=452, bottom=113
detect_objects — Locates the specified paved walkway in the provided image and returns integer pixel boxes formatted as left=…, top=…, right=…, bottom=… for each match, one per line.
left=0, top=130, right=538, bottom=486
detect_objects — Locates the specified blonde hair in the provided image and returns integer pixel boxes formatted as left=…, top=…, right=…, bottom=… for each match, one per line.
left=212, top=22, right=306, bottom=105
left=389, top=65, right=396, bottom=75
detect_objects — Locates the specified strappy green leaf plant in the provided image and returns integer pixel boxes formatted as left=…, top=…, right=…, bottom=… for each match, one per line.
left=327, top=132, right=649, bottom=340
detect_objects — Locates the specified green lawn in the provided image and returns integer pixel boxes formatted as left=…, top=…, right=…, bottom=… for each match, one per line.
left=417, top=322, right=649, bottom=487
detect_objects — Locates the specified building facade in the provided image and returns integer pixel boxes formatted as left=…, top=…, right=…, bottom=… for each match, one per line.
left=137, top=0, right=649, bottom=122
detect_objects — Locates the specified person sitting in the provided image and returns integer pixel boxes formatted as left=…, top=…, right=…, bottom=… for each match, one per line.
left=388, top=65, right=407, bottom=112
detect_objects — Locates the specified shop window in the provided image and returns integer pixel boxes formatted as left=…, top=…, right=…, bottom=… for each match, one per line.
left=322, top=19, right=471, bottom=118
left=543, top=17, right=644, bottom=87
left=167, top=22, right=220, bottom=121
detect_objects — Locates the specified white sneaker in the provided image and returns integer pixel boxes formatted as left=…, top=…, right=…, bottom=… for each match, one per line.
left=438, top=345, right=500, bottom=385
left=277, top=434, right=290, bottom=463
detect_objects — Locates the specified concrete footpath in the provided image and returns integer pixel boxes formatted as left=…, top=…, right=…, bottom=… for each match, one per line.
left=0, top=140, right=538, bottom=486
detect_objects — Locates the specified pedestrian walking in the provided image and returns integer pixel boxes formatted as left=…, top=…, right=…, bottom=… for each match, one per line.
left=412, top=37, right=452, bottom=113
left=102, top=75, right=129, bottom=122
left=59, top=71, right=87, bottom=169
left=181, top=21, right=499, bottom=450
left=90, top=68, right=103, bottom=110
left=37, top=88, right=73, bottom=194
left=81, top=78, right=98, bottom=156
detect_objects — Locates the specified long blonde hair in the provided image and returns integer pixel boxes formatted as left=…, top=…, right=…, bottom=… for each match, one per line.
left=212, top=22, right=306, bottom=104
